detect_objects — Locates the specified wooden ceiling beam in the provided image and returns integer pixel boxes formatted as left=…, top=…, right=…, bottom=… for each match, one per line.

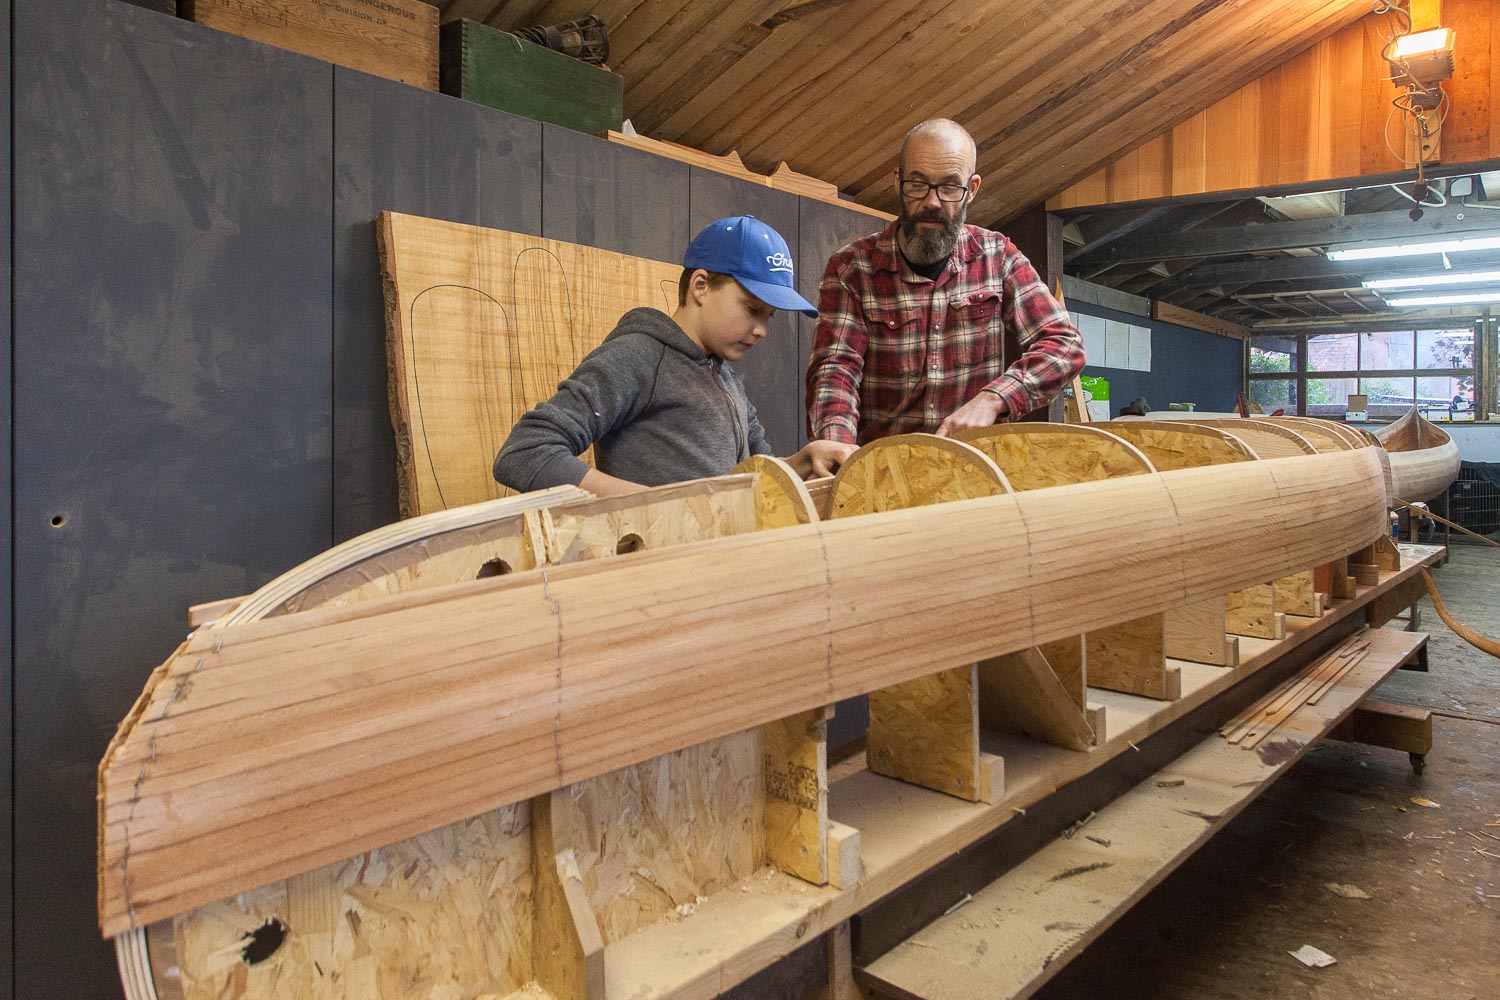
left=1063, top=206, right=1173, bottom=263
left=1148, top=248, right=1500, bottom=294
left=1087, top=208, right=1500, bottom=267
left=1068, top=199, right=1257, bottom=272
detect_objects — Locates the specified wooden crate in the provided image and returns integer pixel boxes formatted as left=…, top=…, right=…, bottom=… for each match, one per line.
left=440, top=18, right=623, bottom=134
left=182, top=0, right=438, bottom=90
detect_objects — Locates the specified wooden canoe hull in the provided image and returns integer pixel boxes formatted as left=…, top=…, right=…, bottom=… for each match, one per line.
left=98, top=447, right=1390, bottom=939
left=1375, top=409, right=1462, bottom=502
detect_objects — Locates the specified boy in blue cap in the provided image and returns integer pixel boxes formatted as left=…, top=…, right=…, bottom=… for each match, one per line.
left=494, top=216, right=855, bottom=496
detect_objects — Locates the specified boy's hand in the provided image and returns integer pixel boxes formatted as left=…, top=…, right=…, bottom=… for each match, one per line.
left=788, top=440, right=857, bottom=479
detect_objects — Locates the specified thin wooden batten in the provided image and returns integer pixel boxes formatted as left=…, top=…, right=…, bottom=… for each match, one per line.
left=98, top=449, right=1389, bottom=936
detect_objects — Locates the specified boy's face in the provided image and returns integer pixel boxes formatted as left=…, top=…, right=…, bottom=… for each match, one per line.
left=695, top=279, right=775, bottom=363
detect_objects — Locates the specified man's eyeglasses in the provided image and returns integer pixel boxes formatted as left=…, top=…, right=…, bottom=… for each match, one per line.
left=898, top=176, right=972, bottom=203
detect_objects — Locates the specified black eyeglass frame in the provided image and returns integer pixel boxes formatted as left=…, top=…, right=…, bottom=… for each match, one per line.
left=897, top=173, right=976, bottom=203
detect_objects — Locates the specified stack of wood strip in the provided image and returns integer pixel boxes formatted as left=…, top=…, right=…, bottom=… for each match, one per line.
left=1219, top=630, right=1372, bottom=749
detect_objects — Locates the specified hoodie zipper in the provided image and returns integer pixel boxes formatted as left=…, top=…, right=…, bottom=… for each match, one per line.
left=709, top=357, right=750, bottom=461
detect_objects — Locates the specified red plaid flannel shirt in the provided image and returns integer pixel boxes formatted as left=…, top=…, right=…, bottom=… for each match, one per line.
left=806, top=221, right=1084, bottom=445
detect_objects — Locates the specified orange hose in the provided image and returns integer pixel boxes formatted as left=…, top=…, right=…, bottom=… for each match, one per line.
left=1420, top=568, right=1500, bottom=659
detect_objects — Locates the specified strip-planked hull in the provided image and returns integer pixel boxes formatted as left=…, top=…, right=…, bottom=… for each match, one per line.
left=1375, top=408, right=1461, bottom=503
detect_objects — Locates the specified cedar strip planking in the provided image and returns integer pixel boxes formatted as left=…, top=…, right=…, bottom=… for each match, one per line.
left=99, top=450, right=1389, bottom=936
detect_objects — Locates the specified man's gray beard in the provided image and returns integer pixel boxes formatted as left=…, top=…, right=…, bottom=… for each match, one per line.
left=898, top=205, right=965, bottom=264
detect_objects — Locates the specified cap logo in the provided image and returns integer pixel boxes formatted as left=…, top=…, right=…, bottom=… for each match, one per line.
left=765, top=252, right=793, bottom=274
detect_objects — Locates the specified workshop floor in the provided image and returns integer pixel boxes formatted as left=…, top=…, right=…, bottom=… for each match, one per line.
left=1035, top=544, right=1500, bottom=1000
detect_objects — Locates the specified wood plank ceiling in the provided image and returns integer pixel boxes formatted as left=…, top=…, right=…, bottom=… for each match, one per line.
left=429, top=0, right=1371, bottom=227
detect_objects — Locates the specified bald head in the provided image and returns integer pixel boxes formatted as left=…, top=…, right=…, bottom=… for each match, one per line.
left=898, top=119, right=977, bottom=175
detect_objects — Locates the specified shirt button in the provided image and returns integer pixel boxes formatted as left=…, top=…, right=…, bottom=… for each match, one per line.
left=929, top=363, right=940, bottom=373
left=933, top=326, right=942, bottom=334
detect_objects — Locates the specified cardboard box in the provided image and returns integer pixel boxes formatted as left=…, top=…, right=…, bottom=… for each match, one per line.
left=183, top=0, right=439, bottom=90
left=440, top=19, right=623, bottom=134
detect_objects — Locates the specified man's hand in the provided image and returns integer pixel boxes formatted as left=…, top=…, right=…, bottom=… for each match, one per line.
left=936, top=391, right=1008, bottom=437
left=786, top=439, right=858, bottom=479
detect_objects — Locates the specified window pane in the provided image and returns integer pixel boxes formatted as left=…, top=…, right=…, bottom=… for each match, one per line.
left=1359, top=330, right=1414, bottom=370
left=1249, top=337, right=1297, bottom=374
left=1306, top=376, right=1358, bottom=417
left=1248, top=379, right=1296, bottom=413
left=1417, top=374, right=1475, bottom=418
left=1360, top=377, right=1414, bottom=419
left=1416, top=328, right=1475, bottom=370
left=1306, top=334, right=1357, bottom=372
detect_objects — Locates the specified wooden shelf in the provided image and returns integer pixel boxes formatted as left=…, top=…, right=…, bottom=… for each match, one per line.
left=859, top=627, right=1426, bottom=1000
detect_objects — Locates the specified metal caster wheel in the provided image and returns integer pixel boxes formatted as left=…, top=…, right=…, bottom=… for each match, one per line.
left=1409, top=752, right=1426, bottom=775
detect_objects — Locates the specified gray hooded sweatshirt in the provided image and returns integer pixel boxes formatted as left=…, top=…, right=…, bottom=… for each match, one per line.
left=493, top=307, right=773, bottom=491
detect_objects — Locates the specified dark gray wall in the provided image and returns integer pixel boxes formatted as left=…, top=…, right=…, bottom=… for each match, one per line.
left=1074, top=303, right=1246, bottom=416
left=541, top=123, right=689, bottom=264
left=13, top=1, right=334, bottom=993
left=334, top=69, right=543, bottom=541
left=1, top=0, right=11, bottom=993
left=5, top=3, right=881, bottom=996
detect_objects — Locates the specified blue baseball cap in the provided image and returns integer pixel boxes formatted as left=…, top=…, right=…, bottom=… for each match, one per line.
left=682, top=216, right=818, bottom=317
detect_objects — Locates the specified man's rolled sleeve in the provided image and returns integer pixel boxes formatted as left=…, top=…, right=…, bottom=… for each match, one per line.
left=806, top=263, right=869, bottom=446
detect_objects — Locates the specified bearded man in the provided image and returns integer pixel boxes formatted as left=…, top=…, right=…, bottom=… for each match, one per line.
left=805, top=119, right=1084, bottom=444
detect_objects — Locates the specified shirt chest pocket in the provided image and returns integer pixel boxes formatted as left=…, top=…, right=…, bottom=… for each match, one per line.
left=947, top=290, right=1004, bottom=367
left=865, top=307, right=926, bottom=377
